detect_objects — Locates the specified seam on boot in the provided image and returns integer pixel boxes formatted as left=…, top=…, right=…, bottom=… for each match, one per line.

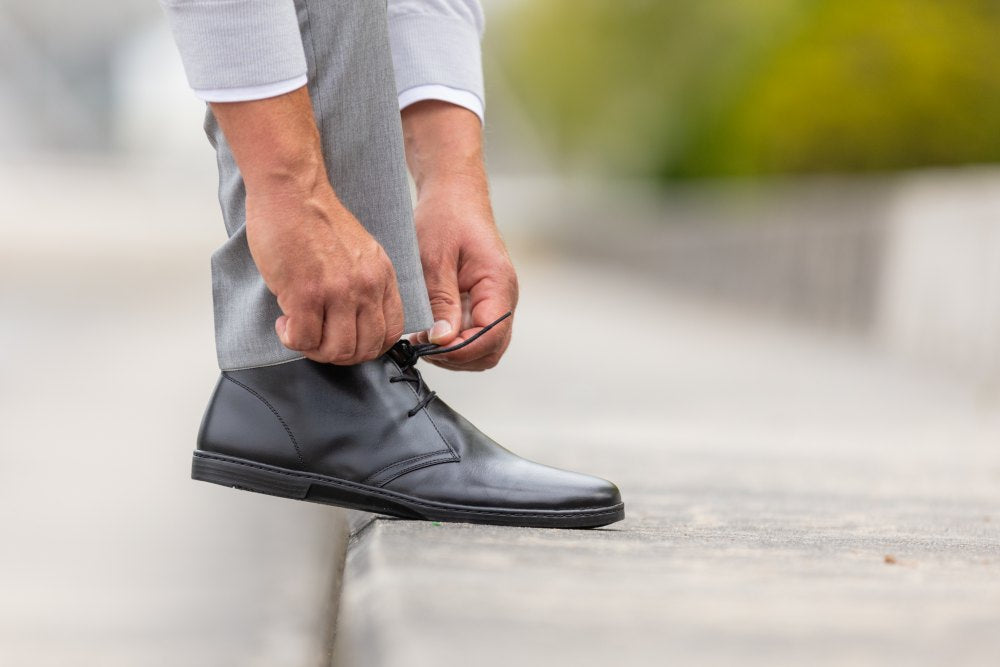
left=361, top=449, right=458, bottom=487
left=221, top=374, right=306, bottom=465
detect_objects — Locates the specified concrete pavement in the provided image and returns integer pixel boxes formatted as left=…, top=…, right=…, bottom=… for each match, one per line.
left=331, top=255, right=1000, bottom=666
left=0, top=158, right=346, bottom=667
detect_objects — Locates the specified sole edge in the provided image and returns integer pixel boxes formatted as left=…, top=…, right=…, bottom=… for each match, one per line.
left=192, top=451, right=624, bottom=529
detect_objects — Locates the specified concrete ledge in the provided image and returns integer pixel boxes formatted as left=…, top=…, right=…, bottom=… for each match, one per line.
left=328, top=259, right=1000, bottom=667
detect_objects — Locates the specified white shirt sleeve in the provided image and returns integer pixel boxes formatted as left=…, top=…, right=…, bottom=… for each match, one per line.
left=174, top=0, right=487, bottom=124
left=397, top=84, right=484, bottom=124
left=192, top=74, right=309, bottom=103
left=161, top=0, right=307, bottom=92
left=388, top=0, right=486, bottom=124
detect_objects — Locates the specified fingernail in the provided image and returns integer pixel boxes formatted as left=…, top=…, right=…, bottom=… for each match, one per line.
left=429, top=319, right=452, bottom=341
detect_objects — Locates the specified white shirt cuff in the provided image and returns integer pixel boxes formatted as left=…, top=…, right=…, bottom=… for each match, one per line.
left=398, top=84, right=484, bottom=124
left=193, top=74, right=308, bottom=103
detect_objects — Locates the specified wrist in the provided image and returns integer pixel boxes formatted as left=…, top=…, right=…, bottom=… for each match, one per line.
left=243, top=152, right=328, bottom=198
left=402, top=100, right=486, bottom=196
left=210, top=86, right=331, bottom=198
left=415, top=160, right=487, bottom=202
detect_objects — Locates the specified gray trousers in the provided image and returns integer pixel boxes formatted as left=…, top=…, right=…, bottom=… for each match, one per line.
left=204, top=0, right=433, bottom=370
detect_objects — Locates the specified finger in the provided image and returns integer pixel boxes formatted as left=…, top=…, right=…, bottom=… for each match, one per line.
left=276, top=304, right=324, bottom=352
left=381, top=279, right=406, bottom=355
left=353, top=299, right=386, bottom=363
left=407, top=329, right=430, bottom=346
left=426, top=278, right=515, bottom=365
left=313, top=302, right=357, bottom=364
left=459, top=292, right=475, bottom=330
left=429, top=325, right=512, bottom=367
left=422, top=254, right=462, bottom=346
left=424, top=355, right=495, bottom=372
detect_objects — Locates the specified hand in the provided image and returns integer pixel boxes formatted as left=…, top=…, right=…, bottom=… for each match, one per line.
left=401, top=100, right=517, bottom=370
left=211, top=87, right=405, bottom=365
left=246, top=183, right=405, bottom=364
left=410, top=185, right=518, bottom=371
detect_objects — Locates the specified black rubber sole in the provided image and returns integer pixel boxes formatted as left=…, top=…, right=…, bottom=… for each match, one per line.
left=192, top=450, right=625, bottom=529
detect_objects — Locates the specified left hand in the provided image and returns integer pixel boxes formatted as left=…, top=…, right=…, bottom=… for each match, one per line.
left=411, top=184, right=518, bottom=370
left=401, top=100, right=518, bottom=371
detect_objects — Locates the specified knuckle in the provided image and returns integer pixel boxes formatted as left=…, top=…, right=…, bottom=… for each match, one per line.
left=329, top=275, right=352, bottom=297
left=287, top=331, right=320, bottom=352
left=318, top=339, right=353, bottom=364
left=427, top=288, right=458, bottom=308
left=502, top=269, right=519, bottom=296
left=382, top=258, right=398, bottom=281
left=294, top=281, right=326, bottom=307
left=375, top=245, right=394, bottom=267
left=330, top=343, right=359, bottom=364
left=385, top=289, right=404, bottom=312
left=355, top=268, right=381, bottom=292
left=385, top=323, right=405, bottom=343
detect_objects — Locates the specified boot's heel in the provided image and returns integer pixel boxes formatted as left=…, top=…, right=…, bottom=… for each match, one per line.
left=191, top=452, right=311, bottom=500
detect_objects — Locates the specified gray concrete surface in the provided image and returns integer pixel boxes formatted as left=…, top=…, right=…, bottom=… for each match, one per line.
left=332, top=256, right=1000, bottom=666
left=0, top=158, right=347, bottom=667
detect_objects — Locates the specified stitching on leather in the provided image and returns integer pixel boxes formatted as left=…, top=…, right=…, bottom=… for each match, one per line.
left=361, top=449, right=454, bottom=486
left=373, top=456, right=457, bottom=489
left=221, top=375, right=305, bottom=465
left=420, top=407, right=460, bottom=460
left=195, top=451, right=622, bottom=517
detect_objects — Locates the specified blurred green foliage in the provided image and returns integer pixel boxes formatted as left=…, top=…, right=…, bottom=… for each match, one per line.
left=496, top=0, right=1000, bottom=179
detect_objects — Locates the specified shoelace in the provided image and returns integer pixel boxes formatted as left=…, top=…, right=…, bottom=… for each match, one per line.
left=389, top=311, right=512, bottom=417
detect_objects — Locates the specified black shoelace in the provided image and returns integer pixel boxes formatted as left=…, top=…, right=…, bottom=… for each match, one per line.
left=389, top=311, right=512, bottom=417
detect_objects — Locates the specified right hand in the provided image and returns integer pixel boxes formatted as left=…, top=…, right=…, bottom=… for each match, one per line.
left=245, top=182, right=405, bottom=365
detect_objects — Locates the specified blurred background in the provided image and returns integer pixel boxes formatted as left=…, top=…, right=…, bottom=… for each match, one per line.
left=3, top=1, right=1000, bottom=665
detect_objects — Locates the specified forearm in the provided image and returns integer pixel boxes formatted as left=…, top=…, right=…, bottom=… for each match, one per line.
left=209, top=86, right=329, bottom=197
left=401, top=100, right=488, bottom=199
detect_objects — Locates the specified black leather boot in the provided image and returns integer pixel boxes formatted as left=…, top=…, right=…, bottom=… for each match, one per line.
left=192, top=320, right=624, bottom=528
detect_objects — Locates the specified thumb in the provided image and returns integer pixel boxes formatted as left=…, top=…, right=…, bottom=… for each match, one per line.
left=275, top=311, right=321, bottom=351
left=424, top=264, right=462, bottom=345
left=275, top=315, right=290, bottom=345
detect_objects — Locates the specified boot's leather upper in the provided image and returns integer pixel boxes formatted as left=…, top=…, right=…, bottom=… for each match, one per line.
left=198, top=335, right=621, bottom=511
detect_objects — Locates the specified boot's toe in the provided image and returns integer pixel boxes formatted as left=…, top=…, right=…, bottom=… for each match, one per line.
left=382, top=453, right=622, bottom=513
left=525, top=466, right=622, bottom=511
left=582, top=475, right=622, bottom=509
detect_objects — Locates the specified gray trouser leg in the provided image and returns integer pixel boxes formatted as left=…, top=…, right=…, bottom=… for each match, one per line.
left=204, top=0, right=433, bottom=370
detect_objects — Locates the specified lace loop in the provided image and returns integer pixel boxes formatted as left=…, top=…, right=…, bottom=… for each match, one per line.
left=388, top=311, right=512, bottom=418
